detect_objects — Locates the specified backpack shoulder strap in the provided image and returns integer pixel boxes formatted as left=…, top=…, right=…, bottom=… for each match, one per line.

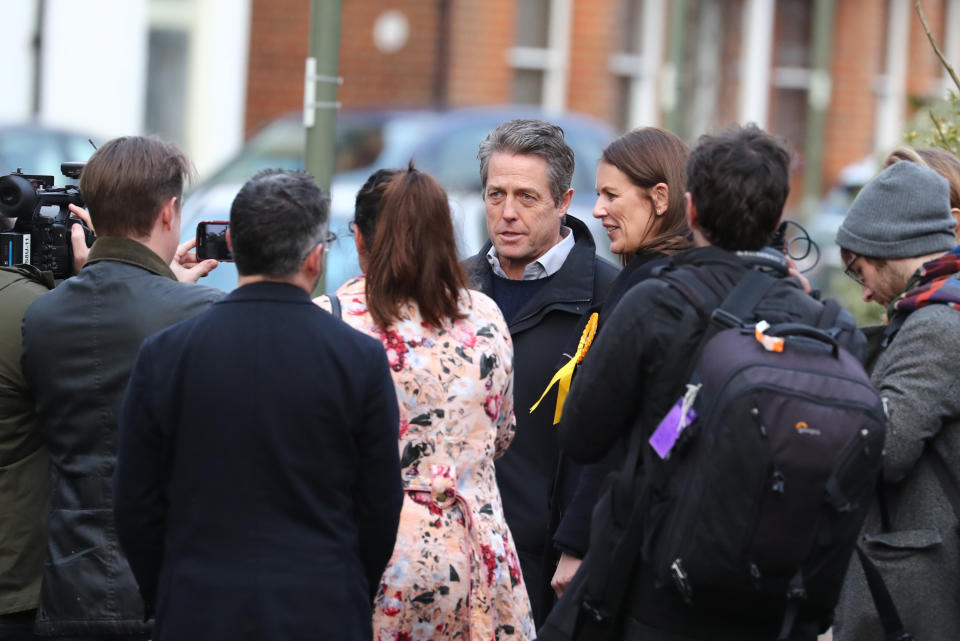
left=816, top=298, right=842, bottom=330
left=855, top=546, right=915, bottom=641
left=327, top=294, right=342, bottom=320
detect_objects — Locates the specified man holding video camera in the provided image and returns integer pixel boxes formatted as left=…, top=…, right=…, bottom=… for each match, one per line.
left=19, top=135, right=222, bottom=640
left=0, top=189, right=104, bottom=640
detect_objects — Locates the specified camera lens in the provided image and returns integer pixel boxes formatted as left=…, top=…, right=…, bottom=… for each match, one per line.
left=0, top=174, right=39, bottom=218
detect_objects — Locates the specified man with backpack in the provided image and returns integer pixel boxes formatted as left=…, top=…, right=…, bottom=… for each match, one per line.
left=831, top=160, right=960, bottom=641
left=538, top=124, right=877, bottom=641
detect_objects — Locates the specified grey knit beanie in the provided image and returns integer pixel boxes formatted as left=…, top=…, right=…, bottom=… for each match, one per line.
left=836, top=161, right=956, bottom=259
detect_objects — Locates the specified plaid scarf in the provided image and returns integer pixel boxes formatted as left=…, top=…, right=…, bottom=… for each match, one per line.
left=891, top=246, right=960, bottom=314
left=883, top=246, right=960, bottom=345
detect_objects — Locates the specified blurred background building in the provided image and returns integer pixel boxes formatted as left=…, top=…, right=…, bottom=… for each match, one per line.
left=3, top=0, right=960, bottom=212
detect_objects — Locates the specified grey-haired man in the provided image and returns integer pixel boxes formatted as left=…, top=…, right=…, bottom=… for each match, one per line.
left=463, top=119, right=619, bottom=624
left=833, top=160, right=960, bottom=641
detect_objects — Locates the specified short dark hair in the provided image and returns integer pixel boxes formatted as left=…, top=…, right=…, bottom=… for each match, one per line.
left=79, top=136, right=192, bottom=237
left=686, top=124, right=791, bottom=250
left=360, top=164, right=467, bottom=330
left=478, top=119, right=575, bottom=205
left=229, top=169, right=330, bottom=278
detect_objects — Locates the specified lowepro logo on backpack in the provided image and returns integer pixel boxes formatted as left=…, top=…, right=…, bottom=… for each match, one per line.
left=794, top=420, right=821, bottom=436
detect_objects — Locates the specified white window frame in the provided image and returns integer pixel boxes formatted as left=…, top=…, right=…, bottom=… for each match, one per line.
left=608, top=0, right=665, bottom=129
left=506, top=0, right=573, bottom=114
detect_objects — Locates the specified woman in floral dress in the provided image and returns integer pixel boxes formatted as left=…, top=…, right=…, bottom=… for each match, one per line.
left=316, top=167, right=535, bottom=641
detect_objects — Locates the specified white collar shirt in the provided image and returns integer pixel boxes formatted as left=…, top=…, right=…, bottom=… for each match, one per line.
left=485, top=226, right=574, bottom=281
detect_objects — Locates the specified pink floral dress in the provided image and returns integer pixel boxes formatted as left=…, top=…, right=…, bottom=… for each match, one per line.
left=316, top=276, right=535, bottom=641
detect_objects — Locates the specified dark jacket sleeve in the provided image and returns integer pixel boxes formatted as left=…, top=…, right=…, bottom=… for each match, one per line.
left=353, top=345, right=403, bottom=599
left=558, top=283, right=661, bottom=463
left=552, top=255, right=666, bottom=557
left=113, top=339, right=167, bottom=615
left=553, top=446, right=619, bottom=556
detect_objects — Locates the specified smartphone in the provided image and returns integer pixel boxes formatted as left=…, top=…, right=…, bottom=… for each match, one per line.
left=196, top=221, right=233, bottom=261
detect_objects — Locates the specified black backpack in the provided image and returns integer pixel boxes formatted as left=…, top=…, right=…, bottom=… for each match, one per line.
left=581, top=266, right=886, bottom=639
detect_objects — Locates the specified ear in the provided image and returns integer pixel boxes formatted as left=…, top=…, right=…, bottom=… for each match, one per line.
left=685, top=192, right=699, bottom=230
left=651, top=182, right=669, bottom=216
left=558, top=188, right=574, bottom=217
left=159, top=196, right=178, bottom=231
left=353, top=227, right=367, bottom=259
left=303, top=242, right=325, bottom=279
left=225, top=227, right=233, bottom=253
left=952, top=207, right=960, bottom=237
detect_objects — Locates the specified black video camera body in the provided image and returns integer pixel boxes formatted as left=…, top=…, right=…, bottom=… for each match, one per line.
left=0, top=162, right=95, bottom=279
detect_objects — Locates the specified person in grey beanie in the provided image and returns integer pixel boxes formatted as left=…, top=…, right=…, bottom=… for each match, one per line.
left=832, top=159, right=960, bottom=641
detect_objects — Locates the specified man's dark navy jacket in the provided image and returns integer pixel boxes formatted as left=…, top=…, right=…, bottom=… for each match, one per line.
left=113, top=282, right=403, bottom=641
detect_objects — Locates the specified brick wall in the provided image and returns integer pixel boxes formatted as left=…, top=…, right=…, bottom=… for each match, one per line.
left=244, top=0, right=955, bottom=199
left=567, top=0, right=618, bottom=123
left=906, top=0, right=948, bottom=118
left=245, top=0, right=310, bottom=136
left=446, top=0, right=513, bottom=106
left=822, top=0, right=885, bottom=191
left=338, top=1, right=440, bottom=109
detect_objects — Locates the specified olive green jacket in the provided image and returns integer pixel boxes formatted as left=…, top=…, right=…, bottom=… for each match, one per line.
left=0, top=265, right=54, bottom=615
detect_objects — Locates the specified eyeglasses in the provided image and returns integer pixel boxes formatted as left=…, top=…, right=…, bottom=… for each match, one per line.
left=843, top=254, right=864, bottom=286
left=321, top=230, right=337, bottom=245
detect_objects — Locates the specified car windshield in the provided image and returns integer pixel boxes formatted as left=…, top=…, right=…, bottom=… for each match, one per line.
left=0, top=128, right=95, bottom=186
left=195, top=117, right=395, bottom=189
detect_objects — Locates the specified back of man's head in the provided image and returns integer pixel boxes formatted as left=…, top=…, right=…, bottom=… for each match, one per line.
left=230, top=169, right=330, bottom=279
left=478, top=118, right=575, bottom=205
left=686, top=124, right=791, bottom=251
left=79, top=136, right=191, bottom=238
left=837, top=161, right=955, bottom=260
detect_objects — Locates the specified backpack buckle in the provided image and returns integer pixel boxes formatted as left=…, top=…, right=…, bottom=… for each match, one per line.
left=580, top=599, right=611, bottom=623
left=710, top=308, right=744, bottom=330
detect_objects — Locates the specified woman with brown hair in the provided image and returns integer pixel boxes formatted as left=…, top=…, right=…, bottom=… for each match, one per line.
left=538, top=127, right=693, bottom=600
left=315, top=166, right=535, bottom=640
left=885, top=146, right=960, bottom=240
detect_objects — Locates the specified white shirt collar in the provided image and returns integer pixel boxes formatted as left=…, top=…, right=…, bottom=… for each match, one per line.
left=485, top=226, right=574, bottom=281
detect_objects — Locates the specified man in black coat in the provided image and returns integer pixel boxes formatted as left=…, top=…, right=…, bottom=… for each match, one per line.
left=114, top=169, right=403, bottom=641
left=541, top=125, right=865, bottom=640
left=21, top=136, right=222, bottom=640
left=463, top=119, right=619, bottom=625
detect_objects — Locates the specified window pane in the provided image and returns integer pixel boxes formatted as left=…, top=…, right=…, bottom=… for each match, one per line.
left=774, top=0, right=812, bottom=68
left=514, top=0, right=551, bottom=48
left=772, top=87, right=808, bottom=154
left=621, top=0, right=643, bottom=55
left=512, top=68, right=545, bottom=105
left=144, top=28, right=189, bottom=144
left=616, top=75, right=633, bottom=132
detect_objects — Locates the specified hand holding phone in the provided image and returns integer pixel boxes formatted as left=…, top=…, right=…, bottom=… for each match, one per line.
left=196, top=221, right=233, bottom=262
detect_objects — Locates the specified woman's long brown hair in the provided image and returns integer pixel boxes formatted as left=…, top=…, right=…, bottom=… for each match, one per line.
left=364, top=165, right=468, bottom=330
left=601, top=127, right=692, bottom=262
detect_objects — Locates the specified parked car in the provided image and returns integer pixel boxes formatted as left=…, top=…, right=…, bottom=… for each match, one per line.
left=180, top=107, right=618, bottom=292
left=0, top=123, right=97, bottom=184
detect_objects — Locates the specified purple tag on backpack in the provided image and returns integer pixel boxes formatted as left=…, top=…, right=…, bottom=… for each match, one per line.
left=649, top=398, right=698, bottom=459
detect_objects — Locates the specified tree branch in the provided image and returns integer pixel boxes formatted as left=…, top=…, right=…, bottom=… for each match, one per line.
left=930, top=109, right=952, bottom=149
left=916, top=0, right=960, bottom=93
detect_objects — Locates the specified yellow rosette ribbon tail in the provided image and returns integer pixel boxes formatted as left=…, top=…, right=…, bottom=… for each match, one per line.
left=529, top=312, right=599, bottom=425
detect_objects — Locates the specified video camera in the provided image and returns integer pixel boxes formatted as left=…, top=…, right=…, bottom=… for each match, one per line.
left=0, top=163, right=95, bottom=279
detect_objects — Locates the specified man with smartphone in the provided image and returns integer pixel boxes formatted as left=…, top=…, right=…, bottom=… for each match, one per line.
left=113, top=169, right=403, bottom=641
left=19, top=136, right=223, bottom=641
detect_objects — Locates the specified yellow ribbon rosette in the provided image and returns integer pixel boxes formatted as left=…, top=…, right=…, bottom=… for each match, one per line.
left=529, top=312, right=599, bottom=425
